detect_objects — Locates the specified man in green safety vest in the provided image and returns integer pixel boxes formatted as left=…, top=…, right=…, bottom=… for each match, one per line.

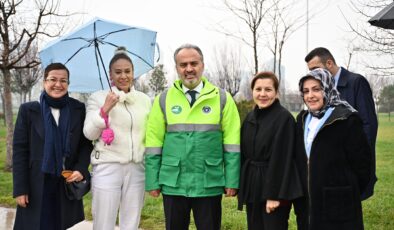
left=145, top=44, right=241, bottom=230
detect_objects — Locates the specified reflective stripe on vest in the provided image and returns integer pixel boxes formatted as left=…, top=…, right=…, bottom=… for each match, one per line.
left=224, top=144, right=240, bottom=152
left=145, top=147, right=162, bottom=155
left=167, top=124, right=221, bottom=132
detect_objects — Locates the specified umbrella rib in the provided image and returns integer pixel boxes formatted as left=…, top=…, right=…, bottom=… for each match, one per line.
left=62, top=37, right=92, bottom=42
left=93, top=46, right=105, bottom=90
left=101, top=40, right=154, bottom=68
left=64, top=43, right=94, bottom=64
left=97, top=28, right=137, bottom=39
left=94, top=21, right=112, bottom=91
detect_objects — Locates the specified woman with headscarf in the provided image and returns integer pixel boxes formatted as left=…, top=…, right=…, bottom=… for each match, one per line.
left=12, top=63, right=92, bottom=230
left=293, top=68, right=372, bottom=230
left=83, top=47, right=151, bottom=230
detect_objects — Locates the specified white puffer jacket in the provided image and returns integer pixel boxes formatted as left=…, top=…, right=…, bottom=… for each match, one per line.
left=83, top=87, right=151, bottom=165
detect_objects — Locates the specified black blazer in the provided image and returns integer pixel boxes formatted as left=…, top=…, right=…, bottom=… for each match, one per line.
left=337, top=67, right=378, bottom=147
left=12, top=98, right=92, bottom=230
left=337, top=67, right=378, bottom=199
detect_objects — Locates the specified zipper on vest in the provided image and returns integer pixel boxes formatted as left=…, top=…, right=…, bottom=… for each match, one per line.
left=124, top=102, right=134, bottom=162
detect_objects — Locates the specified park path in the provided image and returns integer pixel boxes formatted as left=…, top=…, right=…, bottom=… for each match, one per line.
left=0, top=206, right=123, bottom=230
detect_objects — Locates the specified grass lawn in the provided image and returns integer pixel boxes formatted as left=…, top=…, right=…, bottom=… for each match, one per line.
left=1, top=113, right=393, bottom=229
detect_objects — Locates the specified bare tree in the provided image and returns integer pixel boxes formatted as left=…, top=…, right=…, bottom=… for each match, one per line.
left=219, top=0, right=273, bottom=74
left=12, top=42, right=42, bottom=103
left=0, top=0, right=68, bottom=170
left=365, top=73, right=393, bottom=112
left=12, top=66, right=42, bottom=103
left=0, top=74, right=5, bottom=125
left=346, top=0, right=394, bottom=76
left=265, top=0, right=308, bottom=79
left=264, top=0, right=309, bottom=103
left=208, top=43, right=242, bottom=96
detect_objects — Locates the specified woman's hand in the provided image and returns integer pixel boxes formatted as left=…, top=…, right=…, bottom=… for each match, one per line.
left=16, top=195, right=29, bottom=208
left=266, top=199, right=280, bottom=213
left=66, top=171, right=84, bottom=183
left=101, top=92, right=120, bottom=115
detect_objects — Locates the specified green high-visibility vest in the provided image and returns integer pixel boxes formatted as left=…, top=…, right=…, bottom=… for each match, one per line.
left=145, top=77, right=241, bottom=197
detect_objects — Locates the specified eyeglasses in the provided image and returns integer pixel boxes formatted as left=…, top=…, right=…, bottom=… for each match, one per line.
left=45, top=78, right=69, bottom=85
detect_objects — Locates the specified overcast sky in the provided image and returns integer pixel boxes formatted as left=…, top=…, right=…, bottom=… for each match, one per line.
left=54, top=0, right=378, bottom=90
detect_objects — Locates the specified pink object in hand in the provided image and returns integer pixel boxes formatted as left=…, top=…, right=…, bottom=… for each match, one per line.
left=101, top=127, right=114, bottom=145
left=100, top=107, right=114, bottom=145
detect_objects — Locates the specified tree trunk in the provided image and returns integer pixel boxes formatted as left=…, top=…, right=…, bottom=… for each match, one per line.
left=278, top=41, right=285, bottom=104
left=23, top=91, right=27, bottom=103
left=1, top=89, right=5, bottom=126
left=253, top=31, right=258, bottom=75
left=2, top=69, right=14, bottom=171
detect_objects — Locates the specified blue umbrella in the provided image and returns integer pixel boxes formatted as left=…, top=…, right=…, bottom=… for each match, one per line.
left=39, top=17, right=158, bottom=92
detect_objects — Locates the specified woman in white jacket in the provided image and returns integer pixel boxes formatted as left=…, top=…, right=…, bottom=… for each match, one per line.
left=83, top=47, right=151, bottom=230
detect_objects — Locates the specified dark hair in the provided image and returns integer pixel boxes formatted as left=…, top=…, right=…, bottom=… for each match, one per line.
left=173, top=44, right=204, bottom=63
left=251, top=71, right=279, bottom=92
left=109, top=46, right=134, bottom=71
left=44, top=63, right=70, bottom=80
left=304, top=47, right=336, bottom=64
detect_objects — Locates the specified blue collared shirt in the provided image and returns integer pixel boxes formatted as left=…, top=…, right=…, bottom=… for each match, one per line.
left=304, top=107, right=334, bottom=158
left=333, top=67, right=342, bottom=88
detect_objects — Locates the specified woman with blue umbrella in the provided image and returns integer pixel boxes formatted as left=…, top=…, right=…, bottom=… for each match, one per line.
left=83, top=47, right=151, bottom=230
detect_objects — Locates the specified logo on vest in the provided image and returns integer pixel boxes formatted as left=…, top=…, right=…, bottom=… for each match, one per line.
left=171, top=105, right=182, bottom=114
left=202, top=106, right=211, bottom=114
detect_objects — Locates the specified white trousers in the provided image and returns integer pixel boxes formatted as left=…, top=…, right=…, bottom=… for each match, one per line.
left=91, top=162, right=145, bottom=230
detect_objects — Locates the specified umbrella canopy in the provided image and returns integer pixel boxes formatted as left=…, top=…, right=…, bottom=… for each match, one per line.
left=40, top=17, right=158, bottom=92
left=368, top=2, right=394, bottom=29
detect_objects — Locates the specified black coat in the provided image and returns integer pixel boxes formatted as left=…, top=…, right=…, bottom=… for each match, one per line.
left=12, top=99, right=92, bottom=230
left=238, top=100, right=302, bottom=209
left=293, top=105, right=371, bottom=230
left=337, top=67, right=378, bottom=199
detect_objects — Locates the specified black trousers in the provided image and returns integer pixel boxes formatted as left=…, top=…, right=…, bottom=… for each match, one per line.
left=162, top=194, right=222, bottom=230
left=246, top=201, right=291, bottom=230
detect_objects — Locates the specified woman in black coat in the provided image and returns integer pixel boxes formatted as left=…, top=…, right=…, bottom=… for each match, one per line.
left=238, top=72, right=303, bottom=230
left=12, top=63, right=92, bottom=230
left=293, top=68, right=371, bottom=230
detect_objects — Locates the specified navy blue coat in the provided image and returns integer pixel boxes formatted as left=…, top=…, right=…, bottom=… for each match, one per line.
left=12, top=98, right=92, bottom=230
left=337, top=67, right=378, bottom=199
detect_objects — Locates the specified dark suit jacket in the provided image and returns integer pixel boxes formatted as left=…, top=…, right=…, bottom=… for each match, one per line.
left=337, top=67, right=378, bottom=199
left=12, top=98, right=92, bottom=230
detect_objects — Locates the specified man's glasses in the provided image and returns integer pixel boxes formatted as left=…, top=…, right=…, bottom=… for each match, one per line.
left=45, top=78, right=69, bottom=85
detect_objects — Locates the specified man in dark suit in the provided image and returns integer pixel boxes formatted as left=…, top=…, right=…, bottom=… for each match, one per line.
left=304, top=47, right=378, bottom=200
